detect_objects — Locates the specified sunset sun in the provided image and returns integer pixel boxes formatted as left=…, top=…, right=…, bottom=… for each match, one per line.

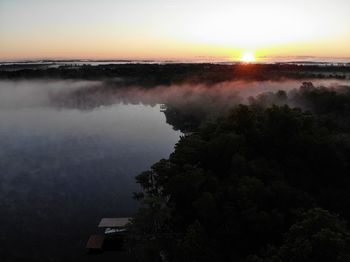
left=240, top=52, right=256, bottom=62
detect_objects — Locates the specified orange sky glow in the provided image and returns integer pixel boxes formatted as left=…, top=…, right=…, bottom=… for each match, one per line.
left=0, top=0, right=349, bottom=61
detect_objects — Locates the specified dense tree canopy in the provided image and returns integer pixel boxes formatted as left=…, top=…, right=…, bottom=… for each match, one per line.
left=129, top=84, right=350, bottom=261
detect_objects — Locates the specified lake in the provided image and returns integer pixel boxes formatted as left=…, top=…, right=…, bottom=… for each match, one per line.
left=0, top=80, right=181, bottom=261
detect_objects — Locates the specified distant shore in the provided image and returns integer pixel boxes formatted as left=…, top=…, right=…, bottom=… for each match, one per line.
left=1, top=63, right=349, bottom=84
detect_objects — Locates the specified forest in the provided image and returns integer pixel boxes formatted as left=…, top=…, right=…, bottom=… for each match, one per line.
left=129, top=82, right=350, bottom=262
left=1, top=63, right=349, bottom=85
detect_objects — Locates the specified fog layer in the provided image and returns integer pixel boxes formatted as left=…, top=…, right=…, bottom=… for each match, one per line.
left=1, top=78, right=349, bottom=260
left=0, top=80, right=181, bottom=260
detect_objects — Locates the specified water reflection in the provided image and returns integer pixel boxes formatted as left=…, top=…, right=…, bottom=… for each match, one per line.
left=0, top=80, right=181, bottom=260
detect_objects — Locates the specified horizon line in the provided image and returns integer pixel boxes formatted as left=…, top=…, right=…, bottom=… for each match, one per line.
left=1, top=55, right=350, bottom=64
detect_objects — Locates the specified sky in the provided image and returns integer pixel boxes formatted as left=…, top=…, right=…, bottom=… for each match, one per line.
left=0, top=0, right=350, bottom=61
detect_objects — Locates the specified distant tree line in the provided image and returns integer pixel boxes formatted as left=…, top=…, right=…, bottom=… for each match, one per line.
left=0, top=64, right=349, bottom=84
left=165, top=82, right=350, bottom=133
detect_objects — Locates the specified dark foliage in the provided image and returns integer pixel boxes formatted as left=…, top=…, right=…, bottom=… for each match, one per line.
left=129, top=85, right=350, bottom=261
left=1, top=63, right=349, bottom=84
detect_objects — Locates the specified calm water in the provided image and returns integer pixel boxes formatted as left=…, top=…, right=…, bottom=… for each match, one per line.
left=1, top=78, right=349, bottom=261
left=0, top=80, right=181, bottom=261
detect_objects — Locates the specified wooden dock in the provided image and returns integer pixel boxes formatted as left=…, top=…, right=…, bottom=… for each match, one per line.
left=86, top=217, right=131, bottom=254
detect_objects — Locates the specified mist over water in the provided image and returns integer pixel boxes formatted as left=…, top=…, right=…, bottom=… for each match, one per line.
left=0, top=80, right=181, bottom=260
left=1, top=78, right=349, bottom=260
left=52, top=78, right=350, bottom=107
